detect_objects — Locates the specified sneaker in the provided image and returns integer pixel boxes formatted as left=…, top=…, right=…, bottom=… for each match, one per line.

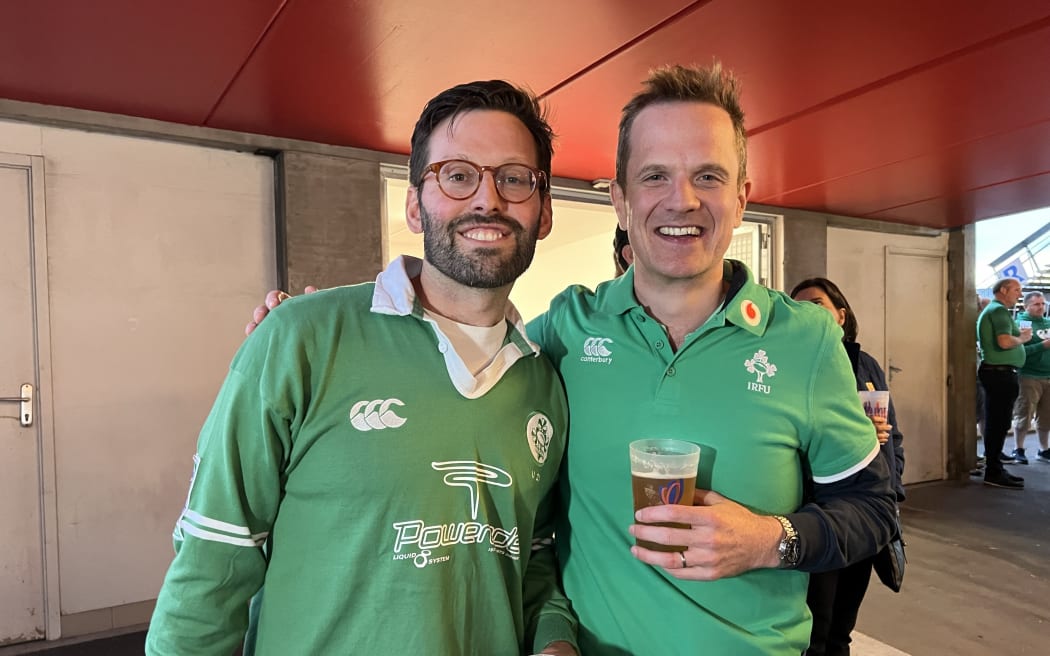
left=984, top=472, right=1024, bottom=489
left=1012, top=448, right=1029, bottom=465
left=1037, top=449, right=1050, bottom=463
left=999, top=452, right=1016, bottom=463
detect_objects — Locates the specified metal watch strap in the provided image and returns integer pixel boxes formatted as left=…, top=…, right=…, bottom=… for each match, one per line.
left=773, top=514, right=800, bottom=568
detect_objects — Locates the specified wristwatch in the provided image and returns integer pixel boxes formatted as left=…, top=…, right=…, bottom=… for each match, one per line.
left=773, top=514, right=800, bottom=568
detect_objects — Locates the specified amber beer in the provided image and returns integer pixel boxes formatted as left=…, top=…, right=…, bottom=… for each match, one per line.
left=631, top=473, right=697, bottom=551
left=629, top=439, right=701, bottom=552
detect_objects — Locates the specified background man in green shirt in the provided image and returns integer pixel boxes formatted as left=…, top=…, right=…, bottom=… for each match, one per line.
left=978, top=277, right=1032, bottom=488
left=1010, top=290, right=1050, bottom=463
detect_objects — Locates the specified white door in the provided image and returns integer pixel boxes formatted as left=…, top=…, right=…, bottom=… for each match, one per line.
left=885, top=248, right=947, bottom=483
left=0, top=155, right=48, bottom=646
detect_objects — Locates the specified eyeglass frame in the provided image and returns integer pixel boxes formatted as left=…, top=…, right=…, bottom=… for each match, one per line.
left=423, top=159, right=548, bottom=204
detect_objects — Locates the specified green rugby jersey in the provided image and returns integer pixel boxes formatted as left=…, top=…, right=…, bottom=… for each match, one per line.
left=528, top=261, right=878, bottom=656
left=147, top=257, right=575, bottom=655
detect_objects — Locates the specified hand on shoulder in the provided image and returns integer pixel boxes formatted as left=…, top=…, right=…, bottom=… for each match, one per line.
left=244, top=286, right=318, bottom=336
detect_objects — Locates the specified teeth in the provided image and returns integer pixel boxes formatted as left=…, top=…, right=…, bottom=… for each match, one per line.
left=658, top=226, right=701, bottom=236
left=463, top=229, right=504, bottom=242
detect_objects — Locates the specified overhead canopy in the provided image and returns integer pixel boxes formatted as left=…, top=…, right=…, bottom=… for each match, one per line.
left=2, top=0, right=1048, bottom=229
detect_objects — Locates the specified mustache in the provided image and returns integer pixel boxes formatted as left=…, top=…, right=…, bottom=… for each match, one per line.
left=447, top=213, right=524, bottom=234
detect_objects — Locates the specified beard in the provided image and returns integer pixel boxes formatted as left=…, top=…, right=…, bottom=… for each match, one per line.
left=419, top=204, right=540, bottom=289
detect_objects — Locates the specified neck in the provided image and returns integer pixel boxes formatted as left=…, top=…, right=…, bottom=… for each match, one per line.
left=413, top=261, right=512, bottom=327
left=632, top=267, right=726, bottom=351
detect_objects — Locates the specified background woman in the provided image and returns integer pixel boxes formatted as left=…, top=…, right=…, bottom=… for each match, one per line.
left=790, top=277, right=906, bottom=656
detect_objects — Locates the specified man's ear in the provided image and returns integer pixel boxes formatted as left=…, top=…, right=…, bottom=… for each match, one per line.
left=406, top=186, right=423, bottom=234
left=734, top=177, right=752, bottom=228
left=536, top=193, right=554, bottom=241
left=622, top=243, right=634, bottom=266
left=610, top=181, right=628, bottom=230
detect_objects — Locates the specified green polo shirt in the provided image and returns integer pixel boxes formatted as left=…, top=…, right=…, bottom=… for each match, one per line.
left=528, top=260, right=878, bottom=656
left=978, top=300, right=1025, bottom=367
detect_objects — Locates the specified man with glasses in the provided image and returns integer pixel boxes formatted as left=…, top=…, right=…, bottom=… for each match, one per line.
left=147, top=81, right=578, bottom=656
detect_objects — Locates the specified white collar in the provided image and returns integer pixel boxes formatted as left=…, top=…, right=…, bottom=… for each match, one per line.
left=370, top=255, right=541, bottom=399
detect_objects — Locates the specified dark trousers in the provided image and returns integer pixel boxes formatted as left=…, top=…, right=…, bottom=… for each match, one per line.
left=805, top=558, right=874, bottom=656
left=979, top=365, right=1020, bottom=475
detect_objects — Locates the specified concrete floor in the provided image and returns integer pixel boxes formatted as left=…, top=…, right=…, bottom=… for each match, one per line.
left=5, top=458, right=1049, bottom=656
left=855, top=456, right=1050, bottom=655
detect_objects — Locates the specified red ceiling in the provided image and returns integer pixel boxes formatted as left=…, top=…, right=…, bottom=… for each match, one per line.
left=2, top=0, right=1049, bottom=229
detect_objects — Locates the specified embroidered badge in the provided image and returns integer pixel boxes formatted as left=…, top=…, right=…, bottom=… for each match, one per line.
left=741, top=299, right=761, bottom=327
left=744, top=349, right=777, bottom=394
left=526, top=412, right=554, bottom=464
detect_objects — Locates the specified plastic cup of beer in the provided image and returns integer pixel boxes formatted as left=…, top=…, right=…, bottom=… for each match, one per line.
left=858, top=390, right=890, bottom=421
left=629, top=438, right=700, bottom=552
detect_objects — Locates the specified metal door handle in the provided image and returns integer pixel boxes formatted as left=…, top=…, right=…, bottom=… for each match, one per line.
left=0, top=383, right=33, bottom=426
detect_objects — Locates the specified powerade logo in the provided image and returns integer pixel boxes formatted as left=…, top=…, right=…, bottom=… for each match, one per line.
left=581, top=337, right=613, bottom=364
left=390, top=461, right=520, bottom=569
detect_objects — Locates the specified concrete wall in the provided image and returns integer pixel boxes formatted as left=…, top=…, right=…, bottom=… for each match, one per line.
left=278, top=151, right=384, bottom=291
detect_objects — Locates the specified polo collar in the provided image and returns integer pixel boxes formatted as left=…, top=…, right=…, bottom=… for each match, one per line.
left=598, top=260, right=771, bottom=336
left=721, top=260, right=772, bottom=337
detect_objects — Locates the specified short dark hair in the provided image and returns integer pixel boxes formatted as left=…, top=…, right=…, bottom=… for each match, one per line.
left=408, top=80, right=554, bottom=192
left=615, top=62, right=747, bottom=188
left=1024, top=291, right=1044, bottom=305
left=789, top=277, right=859, bottom=343
left=992, top=278, right=1020, bottom=295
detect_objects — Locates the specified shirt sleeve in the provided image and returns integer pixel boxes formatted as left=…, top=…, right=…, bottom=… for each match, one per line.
left=790, top=455, right=896, bottom=572
left=523, top=481, right=578, bottom=653
left=1023, top=334, right=1046, bottom=357
left=990, top=307, right=1018, bottom=337
left=790, top=324, right=897, bottom=571
left=146, top=325, right=294, bottom=655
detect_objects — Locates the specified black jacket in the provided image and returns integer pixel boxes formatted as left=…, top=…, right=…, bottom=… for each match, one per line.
left=846, top=341, right=906, bottom=502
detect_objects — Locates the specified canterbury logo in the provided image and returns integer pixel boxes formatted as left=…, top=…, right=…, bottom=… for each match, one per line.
left=349, top=399, right=406, bottom=431
left=432, top=461, right=512, bottom=520
left=583, top=337, right=613, bottom=357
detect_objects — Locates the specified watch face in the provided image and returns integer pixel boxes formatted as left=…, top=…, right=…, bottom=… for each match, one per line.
left=779, top=537, right=800, bottom=566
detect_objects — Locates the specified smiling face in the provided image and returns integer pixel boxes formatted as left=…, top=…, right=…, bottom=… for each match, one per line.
left=611, top=101, right=750, bottom=290
left=406, top=109, right=552, bottom=289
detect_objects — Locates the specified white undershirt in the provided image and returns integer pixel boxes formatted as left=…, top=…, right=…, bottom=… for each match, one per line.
left=428, top=312, right=509, bottom=375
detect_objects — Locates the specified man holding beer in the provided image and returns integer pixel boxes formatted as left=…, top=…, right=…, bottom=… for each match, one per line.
left=528, top=63, right=894, bottom=655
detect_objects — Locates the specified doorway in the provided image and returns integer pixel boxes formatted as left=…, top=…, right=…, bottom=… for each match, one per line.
left=0, top=154, right=57, bottom=646
left=886, top=247, right=947, bottom=483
